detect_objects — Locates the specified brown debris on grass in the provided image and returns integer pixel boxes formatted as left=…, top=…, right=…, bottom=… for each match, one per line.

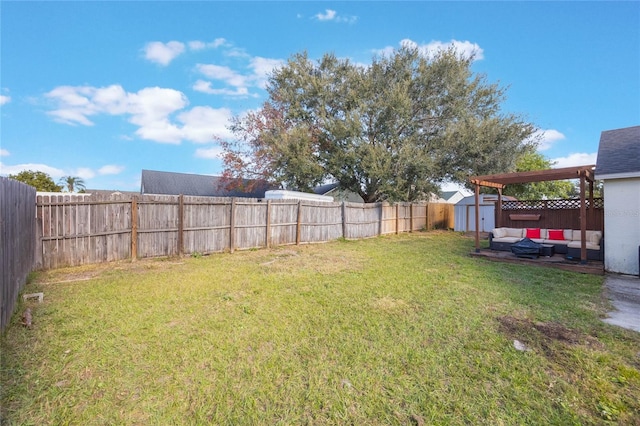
left=497, top=315, right=603, bottom=350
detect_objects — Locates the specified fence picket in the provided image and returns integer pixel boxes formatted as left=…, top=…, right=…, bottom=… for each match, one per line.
left=28, top=195, right=452, bottom=269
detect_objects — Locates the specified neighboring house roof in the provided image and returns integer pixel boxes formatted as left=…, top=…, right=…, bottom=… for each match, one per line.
left=441, top=191, right=459, bottom=200
left=140, top=170, right=276, bottom=198
left=313, top=182, right=365, bottom=203
left=595, top=125, right=640, bottom=180
left=313, top=183, right=340, bottom=195
left=440, top=190, right=466, bottom=204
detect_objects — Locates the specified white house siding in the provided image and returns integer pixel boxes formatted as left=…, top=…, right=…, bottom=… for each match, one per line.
left=603, top=178, right=640, bottom=275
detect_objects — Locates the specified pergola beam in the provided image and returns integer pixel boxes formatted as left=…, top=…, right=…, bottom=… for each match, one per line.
left=471, top=165, right=596, bottom=186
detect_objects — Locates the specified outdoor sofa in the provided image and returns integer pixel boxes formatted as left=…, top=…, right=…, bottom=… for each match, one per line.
left=489, top=227, right=604, bottom=261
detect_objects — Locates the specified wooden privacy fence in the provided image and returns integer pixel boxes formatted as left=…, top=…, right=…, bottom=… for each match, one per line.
left=36, top=194, right=454, bottom=270
left=498, top=198, right=604, bottom=231
left=1, top=178, right=36, bottom=332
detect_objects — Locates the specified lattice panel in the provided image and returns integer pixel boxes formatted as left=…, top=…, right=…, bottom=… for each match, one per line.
left=502, top=198, right=603, bottom=210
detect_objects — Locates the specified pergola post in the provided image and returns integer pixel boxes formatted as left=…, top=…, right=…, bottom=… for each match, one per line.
left=580, top=171, right=587, bottom=263
left=474, top=183, right=480, bottom=252
left=497, top=187, right=503, bottom=227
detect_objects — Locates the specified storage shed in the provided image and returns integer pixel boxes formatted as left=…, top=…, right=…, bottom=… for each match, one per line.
left=595, top=125, right=640, bottom=276
left=454, top=194, right=515, bottom=232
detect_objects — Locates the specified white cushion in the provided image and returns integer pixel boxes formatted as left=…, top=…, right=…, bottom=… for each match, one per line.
left=492, top=228, right=506, bottom=238
left=571, top=230, right=602, bottom=245
left=492, top=237, right=523, bottom=243
left=505, top=228, right=524, bottom=238
left=567, top=241, right=600, bottom=250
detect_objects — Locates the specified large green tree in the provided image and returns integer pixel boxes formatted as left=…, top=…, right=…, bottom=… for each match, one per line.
left=219, top=47, right=536, bottom=202
left=8, top=170, right=62, bottom=192
left=502, top=151, right=578, bottom=200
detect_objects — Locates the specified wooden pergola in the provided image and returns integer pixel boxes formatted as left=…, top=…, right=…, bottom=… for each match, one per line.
left=469, top=165, right=597, bottom=263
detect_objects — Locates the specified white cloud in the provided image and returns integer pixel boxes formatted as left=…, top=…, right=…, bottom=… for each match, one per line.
left=188, top=38, right=227, bottom=51
left=196, top=64, right=248, bottom=87
left=74, top=167, right=95, bottom=179
left=0, top=95, right=10, bottom=105
left=0, top=162, right=125, bottom=182
left=98, top=165, right=125, bottom=175
left=178, top=106, right=234, bottom=143
left=127, top=87, right=188, bottom=143
left=194, top=57, right=283, bottom=96
left=192, top=80, right=249, bottom=96
left=143, top=41, right=186, bottom=66
left=250, top=57, right=284, bottom=88
left=0, top=149, right=9, bottom=156
left=377, top=38, right=484, bottom=61
left=314, top=9, right=357, bottom=24
left=45, top=84, right=233, bottom=144
left=194, top=146, right=223, bottom=159
left=316, top=9, right=337, bottom=21
left=0, top=162, right=66, bottom=179
left=551, top=152, right=597, bottom=168
left=532, top=129, right=566, bottom=151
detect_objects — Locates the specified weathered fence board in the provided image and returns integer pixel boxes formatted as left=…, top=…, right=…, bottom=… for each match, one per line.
left=34, top=195, right=454, bottom=269
left=1, top=178, right=36, bottom=332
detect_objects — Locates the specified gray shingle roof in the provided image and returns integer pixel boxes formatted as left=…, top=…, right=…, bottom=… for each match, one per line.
left=140, top=170, right=276, bottom=198
left=313, top=182, right=340, bottom=195
left=595, top=125, right=640, bottom=179
left=441, top=190, right=461, bottom=201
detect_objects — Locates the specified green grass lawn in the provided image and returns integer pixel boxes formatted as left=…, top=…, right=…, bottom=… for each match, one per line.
left=2, top=231, right=639, bottom=425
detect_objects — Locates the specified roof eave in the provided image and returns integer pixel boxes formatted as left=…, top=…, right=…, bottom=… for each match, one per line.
left=596, top=171, right=640, bottom=180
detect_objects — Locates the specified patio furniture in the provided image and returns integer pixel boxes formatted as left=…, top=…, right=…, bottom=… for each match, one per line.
left=489, top=227, right=603, bottom=261
left=511, top=238, right=542, bottom=259
left=540, top=244, right=555, bottom=257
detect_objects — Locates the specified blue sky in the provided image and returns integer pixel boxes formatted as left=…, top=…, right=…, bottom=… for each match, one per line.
left=1, top=1, right=638, bottom=193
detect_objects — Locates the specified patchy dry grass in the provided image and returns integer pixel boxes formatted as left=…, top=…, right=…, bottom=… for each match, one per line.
left=2, top=232, right=639, bottom=425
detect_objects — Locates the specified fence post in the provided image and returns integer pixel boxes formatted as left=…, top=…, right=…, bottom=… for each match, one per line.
left=131, top=197, right=138, bottom=261
left=341, top=201, right=347, bottom=239
left=266, top=200, right=271, bottom=248
left=396, top=203, right=400, bottom=234
left=177, top=194, right=184, bottom=256
left=296, top=201, right=302, bottom=245
left=410, top=203, right=414, bottom=232
left=229, top=198, right=236, bottom=253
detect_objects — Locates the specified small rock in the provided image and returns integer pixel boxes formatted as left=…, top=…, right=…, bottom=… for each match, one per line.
left=513, top=339, right=528, bottom=351
left=21, top=308, right=32, bottom=329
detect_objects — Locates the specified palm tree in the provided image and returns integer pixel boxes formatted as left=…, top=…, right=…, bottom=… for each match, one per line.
left=59, top=176, right=86, bottom=193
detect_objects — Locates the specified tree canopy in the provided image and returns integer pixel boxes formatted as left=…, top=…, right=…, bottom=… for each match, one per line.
left=501, top=151, right=577, bottom=200
left=8, top=170, right=62, bottom=192
left=59, top=176, right=86, bottom=193
left=218, top=47, right=537, bottom=202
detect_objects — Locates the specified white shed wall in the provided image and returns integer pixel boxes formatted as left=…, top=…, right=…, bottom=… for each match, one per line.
left=454, top=204, right=495, bottom=232
left=603, top=178, right=640, bottom=275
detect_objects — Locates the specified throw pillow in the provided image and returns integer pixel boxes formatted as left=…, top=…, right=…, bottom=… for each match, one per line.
left=526, top=228, right=541, bottom=239
left=548, top=229, right=564, bottom=240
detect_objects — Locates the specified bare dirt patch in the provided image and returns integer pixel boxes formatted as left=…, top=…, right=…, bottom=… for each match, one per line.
left=371, top=296, right=410, bottom=312
left=497, top=315, right=602, bottom=349
left=258, top=245, right=366, bottom=275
